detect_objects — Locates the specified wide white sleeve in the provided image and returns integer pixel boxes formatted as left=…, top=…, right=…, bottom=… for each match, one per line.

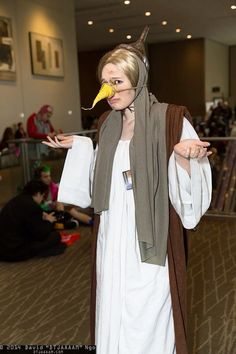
left=57, top=136, right=95, bottom=208
left=168, top=118, right=212, bottom=229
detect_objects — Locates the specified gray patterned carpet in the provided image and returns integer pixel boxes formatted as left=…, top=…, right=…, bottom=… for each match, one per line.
left=0, top=218, right=235, bottom=353
left=187, top=217, right=236, bottom=354
left=0, top=226, right=92, bottom=345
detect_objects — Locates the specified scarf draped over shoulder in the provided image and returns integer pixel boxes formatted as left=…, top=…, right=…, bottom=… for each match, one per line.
left=92, top=57, right=170, bottom=266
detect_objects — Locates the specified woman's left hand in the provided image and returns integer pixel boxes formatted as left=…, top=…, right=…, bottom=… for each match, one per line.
left=174, top=139, right=212, bottom=159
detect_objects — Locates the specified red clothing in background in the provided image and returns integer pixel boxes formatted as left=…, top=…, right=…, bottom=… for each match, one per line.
left=27, top=113, right=55, bottom=139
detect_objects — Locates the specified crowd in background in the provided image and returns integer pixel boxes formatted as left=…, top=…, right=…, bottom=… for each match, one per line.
left=0, top=100, right=235, bottom=210
left=1, top=100, right=234, bottom=157
left=0, top=106, right=99, bottom=161
left=0, top=104, right=94, bottom=262
left=0, top=100, right=235, bottom=183
left=194, top=100, right=236, bottom=138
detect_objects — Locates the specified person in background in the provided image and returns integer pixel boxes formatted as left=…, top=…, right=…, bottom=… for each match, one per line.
left=0, top=127, right=15, bottom=153
left=34, top=165, right=63, bottom=212
left=34, top=165, right=93, bottom=226
left=15, top=122, right=27, bottom=139
left=0, top=180, right=67, bottom=262
left=14, top=122, right=27, bottom=157
left=27, top=104, right=56, bottom=140
left=27, top=104, right=63, bottom=156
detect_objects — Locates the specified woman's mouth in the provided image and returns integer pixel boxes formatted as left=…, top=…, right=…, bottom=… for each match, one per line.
left=108, top=98, right=119, bottom=105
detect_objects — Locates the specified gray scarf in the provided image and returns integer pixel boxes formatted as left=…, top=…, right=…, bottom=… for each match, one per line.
left=92, top=57, right=169, bottom=266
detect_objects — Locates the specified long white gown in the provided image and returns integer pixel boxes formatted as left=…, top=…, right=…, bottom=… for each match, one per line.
left=96, top=139, right=176, bottom=354
left=58, top=118, right=212, bottom=354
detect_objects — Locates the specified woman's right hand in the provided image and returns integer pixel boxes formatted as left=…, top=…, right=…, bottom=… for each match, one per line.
left=42, top=134, right=74, bottom=149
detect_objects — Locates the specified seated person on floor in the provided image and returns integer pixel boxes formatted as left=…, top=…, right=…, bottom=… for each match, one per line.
left=34, top=165, right=93, bottom=227
left=0, top=180, right=67, bottom=262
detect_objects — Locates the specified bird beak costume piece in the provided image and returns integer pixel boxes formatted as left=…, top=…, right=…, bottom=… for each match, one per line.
left=82, top=83, right=116, bottom=110
left=81, top=26, right=149, bottom=110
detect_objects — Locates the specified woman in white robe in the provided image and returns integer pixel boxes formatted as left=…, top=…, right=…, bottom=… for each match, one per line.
left=43, top=31, right=212, bottom=354
left=46, top=119, right=211, bottom=354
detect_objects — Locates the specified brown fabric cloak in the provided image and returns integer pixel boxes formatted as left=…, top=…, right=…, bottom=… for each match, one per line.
left=90, top=104, right=192, bottom=354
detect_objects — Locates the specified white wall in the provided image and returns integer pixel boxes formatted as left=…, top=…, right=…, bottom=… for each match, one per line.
left=0, top=0, right=82, bottom=135
left=205, top=39, right=229, bottom=102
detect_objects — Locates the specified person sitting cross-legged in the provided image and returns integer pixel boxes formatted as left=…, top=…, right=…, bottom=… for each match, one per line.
left=0, top=180, right=67, bottom=262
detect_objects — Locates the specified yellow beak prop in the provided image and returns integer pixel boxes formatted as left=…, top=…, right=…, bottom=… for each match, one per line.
left=82, top=83, right=115, bottom=110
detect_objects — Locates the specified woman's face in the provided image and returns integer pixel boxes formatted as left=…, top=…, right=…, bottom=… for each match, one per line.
left=32, top=192, right=45, bottom=205
left=101, top=63, right=135, bottom=110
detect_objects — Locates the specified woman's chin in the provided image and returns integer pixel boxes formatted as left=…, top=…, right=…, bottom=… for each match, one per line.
left=110, top=103, right=126, bottom=111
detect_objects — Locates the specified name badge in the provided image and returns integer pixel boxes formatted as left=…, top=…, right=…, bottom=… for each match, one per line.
left=122, top=170, right=133, bottom=190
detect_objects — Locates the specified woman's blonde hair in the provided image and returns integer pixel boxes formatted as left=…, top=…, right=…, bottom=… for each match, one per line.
left=97, top=48, right=139, bottom=87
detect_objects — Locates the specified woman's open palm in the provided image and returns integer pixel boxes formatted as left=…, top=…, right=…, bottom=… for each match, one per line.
left=42, top=134, right=74, bottom=149
left=174, top=139, right=212, bottom=159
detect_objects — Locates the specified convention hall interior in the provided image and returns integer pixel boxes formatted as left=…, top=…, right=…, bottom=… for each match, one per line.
left=0, top=0, right=235, bottom=353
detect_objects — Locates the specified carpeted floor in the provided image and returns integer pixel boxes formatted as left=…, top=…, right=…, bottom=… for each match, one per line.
left=187, top=217, right=236, bottom=354
left=0, top=218, right=235, bottom=353
left=0, top=226, right=92, bottom=345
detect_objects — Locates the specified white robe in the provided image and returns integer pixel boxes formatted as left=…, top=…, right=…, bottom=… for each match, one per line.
left=58, top=118, right=212, bottom=354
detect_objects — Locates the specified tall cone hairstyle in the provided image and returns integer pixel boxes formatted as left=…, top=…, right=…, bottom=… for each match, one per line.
left=82, top=83, right=115, bottom=110
left=81, top=26, right=149, bottom=110
left=116, top=25, right=149, bottom=70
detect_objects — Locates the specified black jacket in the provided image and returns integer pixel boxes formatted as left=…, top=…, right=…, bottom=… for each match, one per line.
left=0, top=193, right=54, bottom=258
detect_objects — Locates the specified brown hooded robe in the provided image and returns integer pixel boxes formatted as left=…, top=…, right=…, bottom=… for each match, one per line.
left=90, top=104, right=192, bottom=354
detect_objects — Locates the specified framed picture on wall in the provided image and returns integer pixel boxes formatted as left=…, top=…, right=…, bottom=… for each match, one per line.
left=0, top=16, right=16, bottom=80
left=29, top=32, right=64, bottom=78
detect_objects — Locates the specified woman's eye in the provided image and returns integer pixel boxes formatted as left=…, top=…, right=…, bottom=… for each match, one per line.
left=111, top=79, right=122, bottom=85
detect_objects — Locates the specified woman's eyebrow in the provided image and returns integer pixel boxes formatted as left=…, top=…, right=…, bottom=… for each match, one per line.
left=101, top=76, right=122, bottom=83
left=111, top=76, right=122, bottom=80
